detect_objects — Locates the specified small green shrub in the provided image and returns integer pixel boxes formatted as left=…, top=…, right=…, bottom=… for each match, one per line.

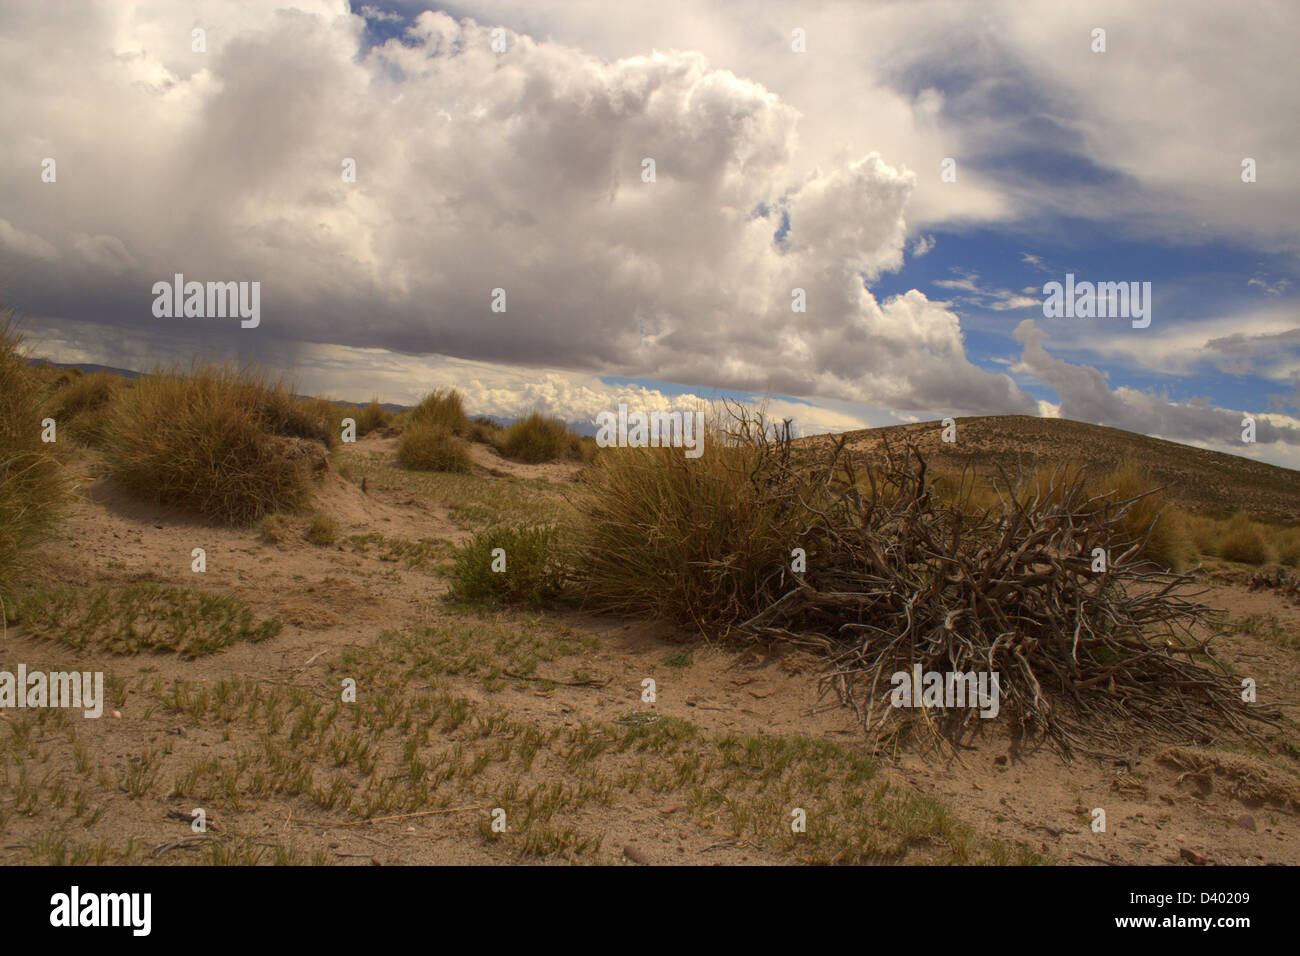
left=447, top=525, right=563, bottom=607
left=258, top=513, right=296, bottom=545
left=306, top=512, right=339, bottom=546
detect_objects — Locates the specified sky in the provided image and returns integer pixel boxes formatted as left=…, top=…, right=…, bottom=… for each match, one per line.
left=2, top=0, right=1298, bottom=463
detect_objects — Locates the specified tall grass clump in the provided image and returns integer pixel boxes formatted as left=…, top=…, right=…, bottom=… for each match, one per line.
left=447, top=525, right=563, bottom=606
left=293, top=396, right=345, bottom=448
left=0, top=318, right=70, bottom=578
left=927, top=465, right=1004, bottom=516
left=467, top=415, right=502, bottom=445
left=1080, top=465, right=1195, bottom=571
left=568, top=409, right=805, bottom=629
left=1184, top=513, right=1222, bottom=557
left=1216, top=512, right=1273, bottom=565
left=497, top=411, right=590, bottom=463
left=1276, top=529, right=1300, bottom=568
left=397, top=422, right=473, bottom=473
left=929, top=463, right=1193, bottom=570
left=354, top=398, right=390, bottom=436
left=306, top=512, right=339, bottom=546
left=407, top=388, right=469, bottom=436
left=102, top=365, right=327, bottom=525
left=44, top=370, right=130, bottom=447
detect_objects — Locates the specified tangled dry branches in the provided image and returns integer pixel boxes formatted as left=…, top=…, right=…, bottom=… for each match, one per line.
left=729, top=419, right=1279, bottom=758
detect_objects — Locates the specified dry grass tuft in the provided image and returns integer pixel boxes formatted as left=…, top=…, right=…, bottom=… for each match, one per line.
left=497, top=411, right=591, bottom=464
left=1079, top=465, right=1196, bottom=571
left=568, top=409, right=801, bottom=628
left=1216, top=512, right=1274, bottom=565
left=0, top=318, right=71, bottom=580
left=407, top=388, right=470, bottom=437
left=569, top=404, right=1275, bottom=755
left=102, top=364, right=328, bottom=525
left=397, top=422, right=473, bottom=473
left=43, top=370, right=132, bottom=447
left=353, top=398, right=390, bottom=436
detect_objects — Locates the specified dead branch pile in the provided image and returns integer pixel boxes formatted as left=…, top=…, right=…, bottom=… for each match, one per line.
left=730, top=423, right=1279, bottom=757
left=1248, top=567, right=1300, bottom=601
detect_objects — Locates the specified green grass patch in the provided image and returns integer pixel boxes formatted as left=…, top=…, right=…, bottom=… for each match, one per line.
left=379, top=614, right=598, bottom=686
left=18, top=583, right=283, bottom=657
left=0, top=618, right=1040, bottom=866
left=342, top=533, right=454, bottom=572
left=335, top=447, right=567, bottom=528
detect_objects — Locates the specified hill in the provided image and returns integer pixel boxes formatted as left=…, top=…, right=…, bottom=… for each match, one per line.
left=829, top=415, right=1300, bottom=524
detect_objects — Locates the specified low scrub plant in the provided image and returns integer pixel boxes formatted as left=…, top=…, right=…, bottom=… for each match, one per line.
left=447, top=525, right=564, bottom=607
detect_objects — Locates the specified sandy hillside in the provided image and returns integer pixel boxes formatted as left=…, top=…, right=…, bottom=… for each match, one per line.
left=830, top=415, right=1300, bottom=523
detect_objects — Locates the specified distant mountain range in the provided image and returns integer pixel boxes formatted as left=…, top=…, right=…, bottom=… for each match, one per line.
left=28, top=358, right=143, bottom=380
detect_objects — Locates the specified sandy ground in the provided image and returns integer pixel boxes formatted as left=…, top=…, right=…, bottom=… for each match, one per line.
left=3, top=434, right=1298, bottom=865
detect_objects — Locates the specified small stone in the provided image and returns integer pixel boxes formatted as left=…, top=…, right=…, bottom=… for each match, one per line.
left=1236, top=814, right=1257, bottom=832
left=623, top=845, right=649, bottom=864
